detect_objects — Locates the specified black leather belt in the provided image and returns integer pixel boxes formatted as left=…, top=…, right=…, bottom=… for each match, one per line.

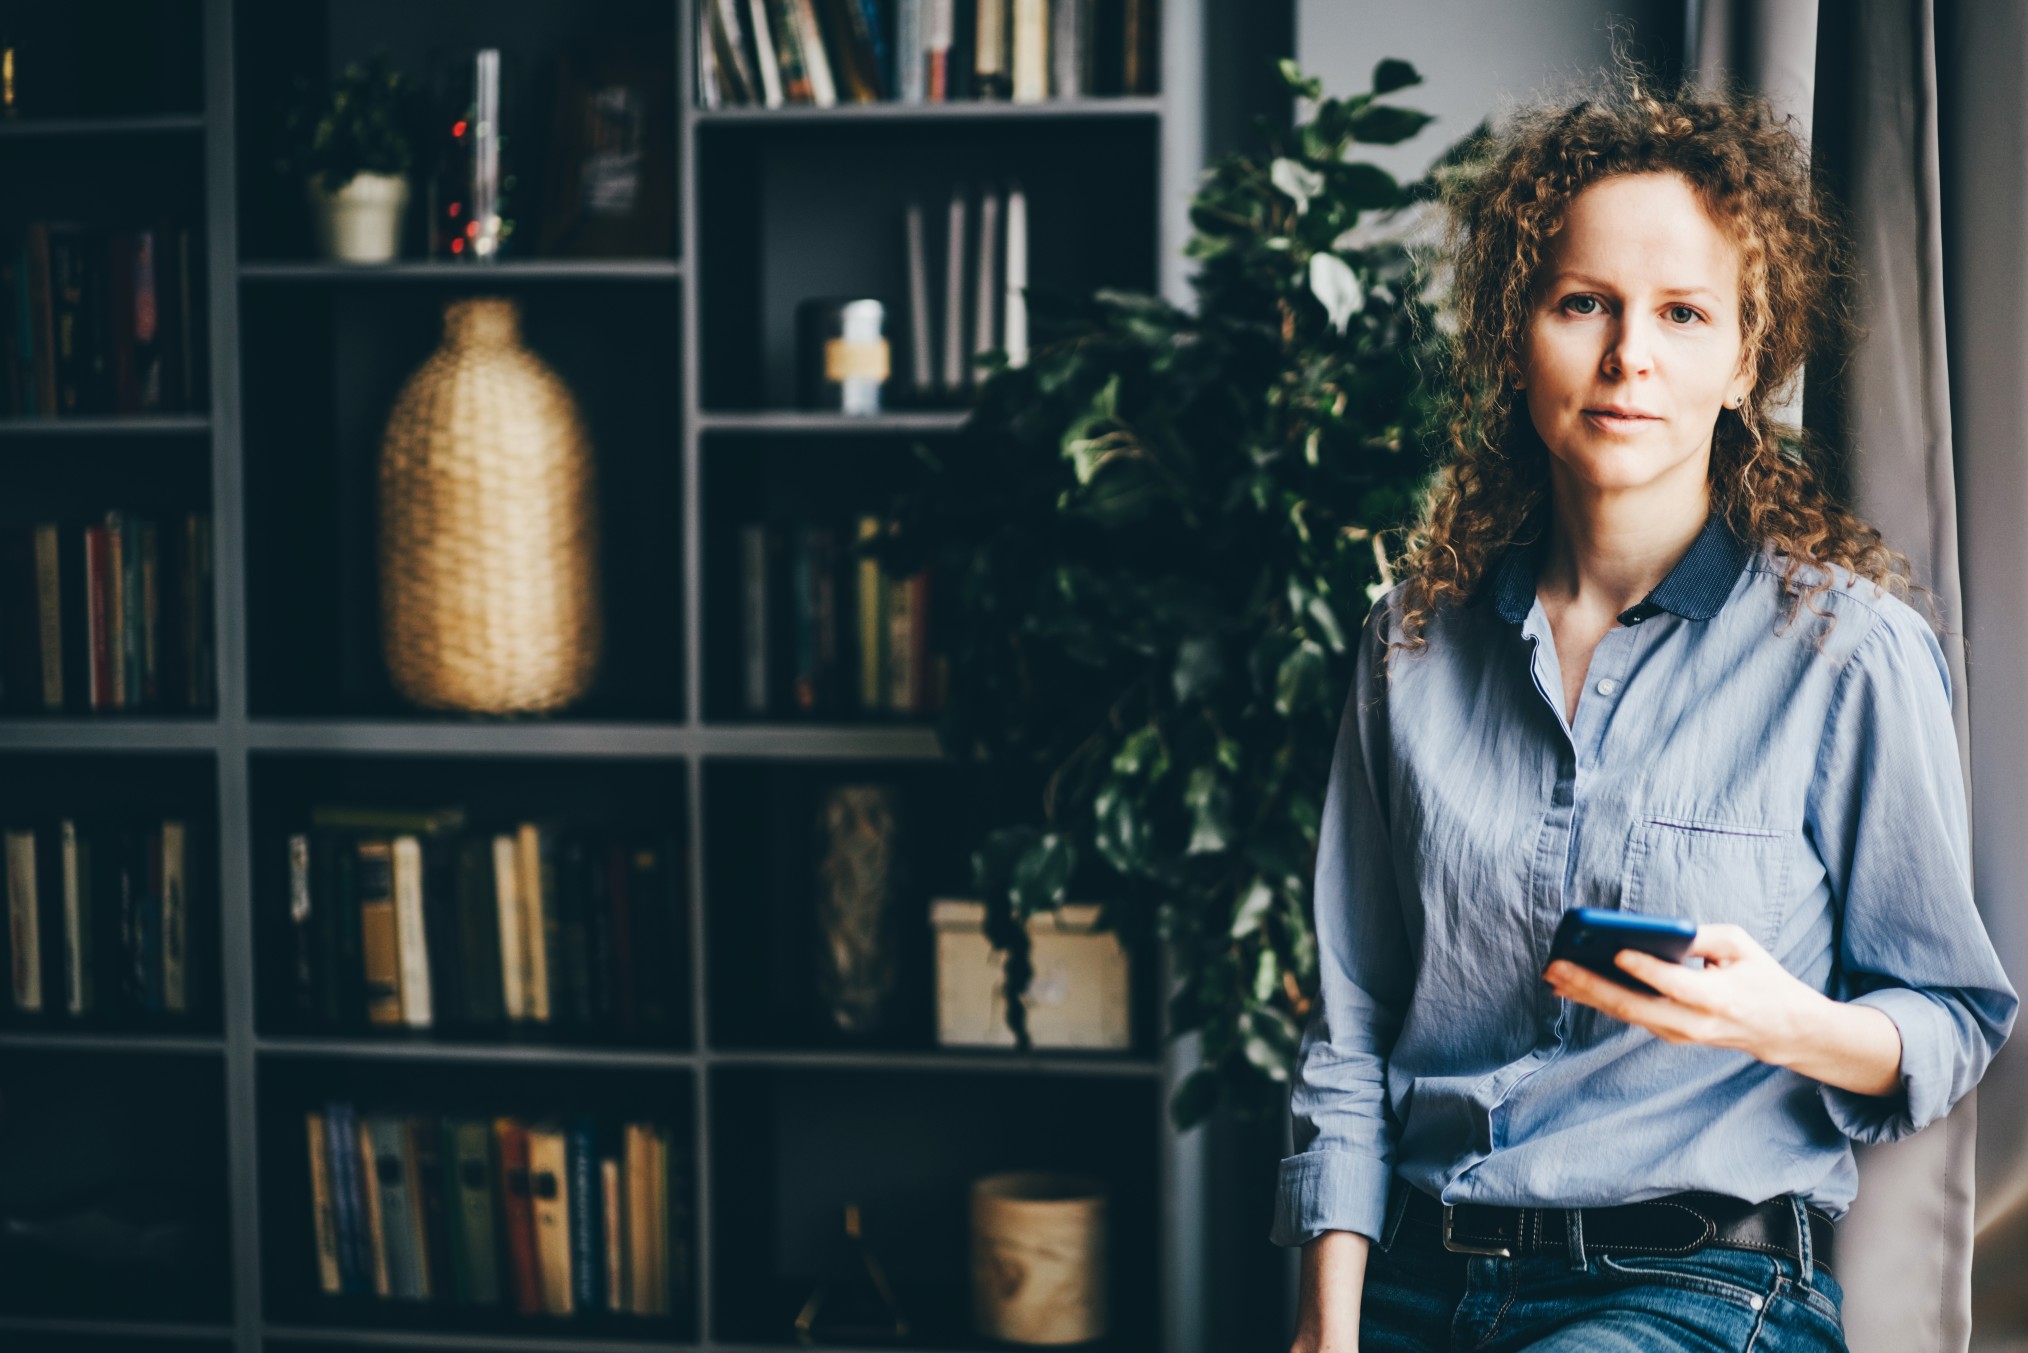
left=1398, top=1184, right=1836, bottom=1275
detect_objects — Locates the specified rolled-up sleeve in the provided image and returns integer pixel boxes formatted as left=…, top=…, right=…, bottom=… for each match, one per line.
left=1805, top=606, right=2018, bottom=1143
left=1270, top=601, right=1415, bottom=1247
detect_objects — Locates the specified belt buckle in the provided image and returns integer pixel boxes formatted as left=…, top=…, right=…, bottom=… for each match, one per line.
left=1442, top=1203, right=1514, bottom=1258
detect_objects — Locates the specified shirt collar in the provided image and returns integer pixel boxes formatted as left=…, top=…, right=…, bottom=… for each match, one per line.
left=1489, top=509, right=1755, bottom=626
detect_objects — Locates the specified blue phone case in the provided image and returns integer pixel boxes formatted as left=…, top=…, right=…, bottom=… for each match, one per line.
left=1549, top=907, right=1697, bottom=996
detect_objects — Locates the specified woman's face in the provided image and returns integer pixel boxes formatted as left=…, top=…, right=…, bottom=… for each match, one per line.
left=1517, top=170, right=1750, bottom=503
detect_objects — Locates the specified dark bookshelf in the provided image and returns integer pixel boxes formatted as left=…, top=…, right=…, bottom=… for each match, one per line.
left=0, top=1, right=1213, bottom=1351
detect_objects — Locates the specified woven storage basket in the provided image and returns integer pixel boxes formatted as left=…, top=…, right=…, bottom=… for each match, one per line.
left=378, top=296, right=603, bottom=714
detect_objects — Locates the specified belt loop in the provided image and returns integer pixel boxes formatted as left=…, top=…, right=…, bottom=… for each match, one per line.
left=1565, top=1206, right=1587, bottom=1271
left=1379, top=1176, right=1412, bottom=1253
left=1786, top=1195, right=1814, bottom=1288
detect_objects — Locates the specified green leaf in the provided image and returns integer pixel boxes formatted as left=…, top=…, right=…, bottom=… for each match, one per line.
left=1372, top=58, right=1421, bottom=94
left=1172, top=636, right=1224, bottom=705
left=1184, top=765, right=1234, bottom=855
left=1349, top=103, right=1437, bottom=146
left=1275, top=640, right=1326, bottom=715
left=1276, top=59, right=1324, bottom=101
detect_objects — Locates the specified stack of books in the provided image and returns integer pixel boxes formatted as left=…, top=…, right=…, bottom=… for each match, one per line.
left=698, top=0, right=1158, bottom=107
left=3, top=815, right=194, bottom=1024
left=283, top=807, right=683, bottom=1040
left=0, top=219, right=206, bottom=418
left=739, top=513, right=945, bottom=718
left=0, top=511, right=217, bottom=715
left=305, top=1105, right=686, bottom=1318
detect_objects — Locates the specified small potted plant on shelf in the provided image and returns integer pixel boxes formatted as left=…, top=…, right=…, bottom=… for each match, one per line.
left=276, top=53, right=425, bottom=264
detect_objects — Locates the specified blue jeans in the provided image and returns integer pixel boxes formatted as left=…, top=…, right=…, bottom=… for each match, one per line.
left=1361, top=1185, right=1849, bottom=1351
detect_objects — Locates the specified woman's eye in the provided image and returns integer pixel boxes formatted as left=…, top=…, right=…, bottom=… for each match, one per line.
left=1563, top=294, right=1601, bottom=315
left=1667, top=305, right=1702, bottom=324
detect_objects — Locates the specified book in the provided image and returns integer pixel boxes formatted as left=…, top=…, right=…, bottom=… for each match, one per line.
left=288, top=832, right=314, bottom=1019
left=974, top=0, right=1009, bottom=97
left=356, top=838, right=402, bottom=1027
left=410, top=1116, right=451, bottom=1300
left=307, top=1111, right=344, bottom=1295
left=492, top=832, right=528, bottom=1021
left=391, top=834, right=433, bottom=1028
left=942, top=187, right=968, bottom=391
left=516, top=823, right=556, bottom=1024
left=33, top=522, right=62, bottom=710
left=1052, top=0, right=1093, bottom=97
left=904, top=196, right=934, bottom=391
left=6, top=827, right=43, bottom=1012
left=568, top=1117, right=602, bottom=1310
left=60, top=818, right=91, bottom=1015
left=455, top=836, right=505, bottom=1026
left=824, top=0, right=884, bottom=102
left=356, top=1115, right=394, bottom=1297
left=741, top=522, right=771, bottom=713
left=746, top=0, right=787, bottom=107
left=1005, top=180, right=1030, bottom=366
left=366, top=1115, right=424, bottom=1299
left=856, top=516, right=886, bottom=708
left=973, top=183, right=1000, bottom=369
left=161, top=819, right=186, bottom=1013
left=449, top=1118, right=503, bottom=1305
left=926, top=0, right=955, bottom=100
left=789, top=0, right=839, bottom=106
left=602, top=1152, right=626, bottom=1310
left=528, top=1121, right=574, bottom=1315
left=496, top=1118, right=542, bottom=1314
left=765, top=0, right=817, bottom=103
left=1012, top=0, right=1048, bottom=100
left=708, top=0, right=761, bottom=105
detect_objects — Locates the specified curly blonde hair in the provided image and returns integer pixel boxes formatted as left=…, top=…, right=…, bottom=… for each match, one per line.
left=1391, top=68, right=1920, bottom=653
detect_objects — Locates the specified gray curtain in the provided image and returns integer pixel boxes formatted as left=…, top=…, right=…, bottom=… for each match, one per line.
left=1697, top=0, right=2028, bottom=1348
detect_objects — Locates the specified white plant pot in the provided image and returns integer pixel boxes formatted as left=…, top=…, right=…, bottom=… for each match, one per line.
left=306, top=171, right=411, bottom=264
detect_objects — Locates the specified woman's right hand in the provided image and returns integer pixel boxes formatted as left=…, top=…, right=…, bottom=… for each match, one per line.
left=1289, top=1228, right=1370, bottom=1353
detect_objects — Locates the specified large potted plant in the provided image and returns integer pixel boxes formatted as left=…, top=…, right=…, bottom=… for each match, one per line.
left=871, top=60, right=1473, bottom=1128
left=276, top=54, right=426, bottom=264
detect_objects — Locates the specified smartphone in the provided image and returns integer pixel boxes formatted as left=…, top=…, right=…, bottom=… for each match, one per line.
left=1548, top=907, right=1698, bottom=996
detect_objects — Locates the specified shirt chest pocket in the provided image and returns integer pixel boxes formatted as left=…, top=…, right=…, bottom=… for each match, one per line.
left=1620, top=816, right=1791, bottom=947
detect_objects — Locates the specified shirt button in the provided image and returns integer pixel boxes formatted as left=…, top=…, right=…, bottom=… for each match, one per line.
left=1596, top=677, right=1619, bottom=696
left=1749, top=1295, right=1765, bottom=1311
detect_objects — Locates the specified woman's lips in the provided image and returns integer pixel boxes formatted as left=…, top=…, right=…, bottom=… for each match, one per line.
left=1582, top=408, right=1662, bottom=432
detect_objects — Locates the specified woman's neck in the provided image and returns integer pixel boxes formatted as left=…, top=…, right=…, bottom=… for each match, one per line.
left=1536, top=474, right=1712, bottom=619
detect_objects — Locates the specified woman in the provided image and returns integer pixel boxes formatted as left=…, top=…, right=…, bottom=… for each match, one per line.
left=1275, top=72, right=2019, bottom=1352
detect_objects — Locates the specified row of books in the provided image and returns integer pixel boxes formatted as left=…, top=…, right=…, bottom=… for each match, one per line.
left=0, top=512, right=217, bottom=714
left=739, top=514, right=946, bottom=716
left=306, top=1105, right=687, bottom=1317
left=698, top=0, right=1156, bottom=108
left=0, top=220, right=206, bottom=418
left=284, top=806, right=683, bottom=1038
left=3, top=816, right=194, bottom=1021
left=903, top=178, right=1030, bottom=398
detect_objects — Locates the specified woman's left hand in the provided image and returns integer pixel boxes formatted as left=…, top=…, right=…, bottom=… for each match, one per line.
left=1543, top=923, right=1822, bottom=1064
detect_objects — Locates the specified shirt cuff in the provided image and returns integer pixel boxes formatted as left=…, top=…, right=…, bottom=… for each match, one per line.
left=1818, top=986, right=1952, bottom=1144
left=1269, top=1149, right=1393, bottom=1247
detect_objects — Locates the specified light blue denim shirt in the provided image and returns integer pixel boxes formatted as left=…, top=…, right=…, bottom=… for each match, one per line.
left=1271, top=511, right=2020, bottom=1247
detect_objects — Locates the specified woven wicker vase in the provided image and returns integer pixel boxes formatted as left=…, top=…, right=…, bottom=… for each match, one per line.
left=378, top=296, right=603, bottom=714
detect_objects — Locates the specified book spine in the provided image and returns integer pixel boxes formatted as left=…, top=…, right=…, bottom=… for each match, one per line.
left=1004, top=180, right=1029, bottom=366
left=410, top=1117, right=451, bottom=1301
left=528, top=1123, right=574, bottom=1315
left=457, top=836, right=504, bottom=1026
left=790, top=0, right=838, bottom=106
left=887, top=556, right=916, bottom=711
left=492, top=832, right=527, bottom=1021
left=601, top=1153, right=625, bottom=1311
left=391, top=834, right=434, bottom=1028
left=941, top=187, right=967, bottom=390
left=33, top=522, right=62, bottom=710
left=356, top=1116, right=393, bottom=1297
left=926, top=0, right=953, bottom=100
left=6, top=828, right=42, bottom=1011
left=140, top=520, right=159, bottom=706
left=61, top=818, right=88, bottom=1015
left=356, top=838, right=402, bottom=1026
left=765, top=0, right=815, bottom=102
left=516, top=823, right=553, bottom=1023
left=307, top=1111, right=344, bottom=1294
left=453, top=1119, right=503, bottom=1305
left=119, top=512, right=140, bottom=707
left=746, top=0, right=786, bottom=107
left=288, top=832, right=314, bottom=1020
left=568, top=1118, right=601, bottom=1310
left=856, top=516, right=885, bottom=710
left=161, top=819, right=186, bottom=1013
left=1012, top=0, right=1048, bottom=100
left=325, top=1102, right=363, bottom=1295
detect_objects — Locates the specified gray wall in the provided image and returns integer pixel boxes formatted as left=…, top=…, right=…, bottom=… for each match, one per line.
left=1295, top=0, right=1686, bottom=180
